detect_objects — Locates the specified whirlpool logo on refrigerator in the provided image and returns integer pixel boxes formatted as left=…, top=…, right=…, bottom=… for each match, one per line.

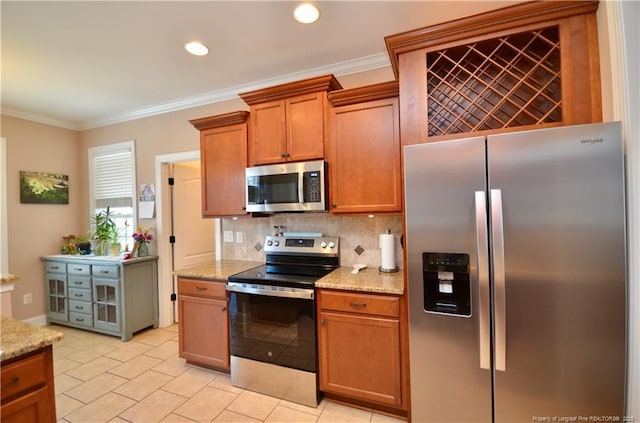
left=580, top=137, right=604, bottom=145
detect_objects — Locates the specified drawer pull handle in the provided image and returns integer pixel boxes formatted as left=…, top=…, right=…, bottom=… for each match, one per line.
left=1, top=376, right=19, bottom=390
left=75, top=306, right=84, bottom=310
left=74, top=267, right=83, bottom=271
left=195, top=286, right=208, bottom=291
left=349, top=302, right=367, bottom=308
left=100, top=270, right=109, bottom=274
left=75, top=293, right=84, bottom=297
left=221, top=307, right=227, bottom=312
left=75, top=318, right=85, bottom=322
left=74, top=281, right=83, bottom=285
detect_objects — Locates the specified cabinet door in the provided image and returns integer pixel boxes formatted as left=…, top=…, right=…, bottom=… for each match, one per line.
left=93, top=278, right=120, bottom=332
left=178, top=294, right=229, bottom=370
left=201, top=123, right=248, bottom=216
left=318, top=310, right=402, bottom=407
left=329, top=97, right=402, bottom=213
left=0, top=387, right=54, bottom=423
left=249, top=100, right=287, bottom=165
left=45, top=273, right=67, bottom=321
left=286, top=92, right=325, bottom=162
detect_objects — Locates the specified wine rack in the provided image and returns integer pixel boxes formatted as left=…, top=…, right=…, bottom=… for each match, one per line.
left=426, top=26, right=561, bottom=137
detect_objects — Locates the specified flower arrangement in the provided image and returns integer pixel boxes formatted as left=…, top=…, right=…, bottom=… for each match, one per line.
left=132, top=227, right=153, bottom=244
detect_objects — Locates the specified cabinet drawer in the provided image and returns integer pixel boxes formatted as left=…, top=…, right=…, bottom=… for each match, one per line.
left=178, top=278, right=226, bottom=299
left=319, top=290, right=400, bottom=318
left=69, top=312, right=93, bottom=327
left=44, top=262, right=65, bottom=274
left=69, top=300, right=92, bottom=315
left=68, top=276, right=91, bottom=289
left=0, top=350, right=47, bottom=402
left=68, top=288, right=92, bottom=302
left=67, top=263, right=90, bottom=275
left=92, top=265, right=119, bottom=278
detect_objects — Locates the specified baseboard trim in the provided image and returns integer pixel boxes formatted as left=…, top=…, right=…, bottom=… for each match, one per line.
left=22, top=314, right=47, bottom=326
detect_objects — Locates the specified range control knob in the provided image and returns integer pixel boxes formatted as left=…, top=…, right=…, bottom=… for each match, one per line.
left=328, top=242, right=336, bottom=249
left=266, top=240, right=273, bottom=246
left=273, top=240, right=280, bottom=247
left=320, top=241, right=327, bottom=248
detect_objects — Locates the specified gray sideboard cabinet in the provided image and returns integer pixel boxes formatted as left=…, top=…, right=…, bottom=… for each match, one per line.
left=41, top=255, right=159, bottom=341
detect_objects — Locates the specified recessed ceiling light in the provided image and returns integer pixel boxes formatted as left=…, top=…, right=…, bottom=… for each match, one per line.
left=185, top=41, right=209, bottom=56
left=294, top=3, right=320, bottom=24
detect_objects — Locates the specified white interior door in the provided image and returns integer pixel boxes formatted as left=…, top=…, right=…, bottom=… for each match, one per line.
left=172, top=161, right=215, bottom=270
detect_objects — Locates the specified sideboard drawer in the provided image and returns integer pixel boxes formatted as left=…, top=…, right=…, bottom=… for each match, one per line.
left=68, top=276, right=91, bottom=289
left=69, top=312, right=93, bottom=327
left=44, top=262, right=66, bottom=274
left=67, top=263, right=91, bottom=275
left=69, top=300, right=92, bottom=315
left=68, top=288, right=92, bottom=302
left=92, top=265, right=119, bottom=278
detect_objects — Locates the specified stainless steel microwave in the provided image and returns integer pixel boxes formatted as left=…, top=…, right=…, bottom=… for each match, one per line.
left=245, top=160, right=327, bottom=213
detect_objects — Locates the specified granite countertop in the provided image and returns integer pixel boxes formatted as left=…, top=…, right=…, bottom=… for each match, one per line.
left=1, top=318, right=64, bottom=362
left=316, top=266, right=404, bottom=295
left=1, top=273, right=20, bottom=284
left=174, top=260, right=263, bottom=280
left=41, top=254, right=157, bottom=263
left=174, top=260, right=405, bottom=294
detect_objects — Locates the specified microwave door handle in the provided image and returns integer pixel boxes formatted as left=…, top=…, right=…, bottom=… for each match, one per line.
left=299, top=174, right=304, bottom=204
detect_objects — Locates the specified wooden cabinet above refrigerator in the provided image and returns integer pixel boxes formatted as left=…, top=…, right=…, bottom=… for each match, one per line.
left=385, top=0, right=602, bottom=146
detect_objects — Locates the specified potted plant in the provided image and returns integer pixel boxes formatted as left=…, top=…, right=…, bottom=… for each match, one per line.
left=91, top=206, right=117, bottom=255
left=108, top=225, right=122, bottom=256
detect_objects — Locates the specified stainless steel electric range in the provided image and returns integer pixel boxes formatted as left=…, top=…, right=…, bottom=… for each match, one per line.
left=226, top=235, right=339, bottom=407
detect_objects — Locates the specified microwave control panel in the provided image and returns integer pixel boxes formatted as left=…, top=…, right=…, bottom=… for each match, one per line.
left=303, top=171, right=322, bottom=202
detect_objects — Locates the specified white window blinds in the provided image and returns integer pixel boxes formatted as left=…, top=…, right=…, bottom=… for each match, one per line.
left=94, top=151, right=133, bottom=208
left=89, top=141, right=136, bottom=212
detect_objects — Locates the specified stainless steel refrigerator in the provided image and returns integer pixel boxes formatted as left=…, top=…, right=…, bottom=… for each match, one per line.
left=404, top=122, right=626, bottom=423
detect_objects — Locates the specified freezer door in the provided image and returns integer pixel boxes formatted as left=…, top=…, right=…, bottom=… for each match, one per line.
left=404, top=137, right=492, bottom=422
left=488, top=122, right=626, bottom=422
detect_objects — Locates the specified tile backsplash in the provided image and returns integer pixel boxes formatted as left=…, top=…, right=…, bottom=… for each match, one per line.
left=221, top=214, right=404, bottom=269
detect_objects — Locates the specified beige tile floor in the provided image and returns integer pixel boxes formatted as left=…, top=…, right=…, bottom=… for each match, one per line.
left=51, top=324, right=405, bottom=423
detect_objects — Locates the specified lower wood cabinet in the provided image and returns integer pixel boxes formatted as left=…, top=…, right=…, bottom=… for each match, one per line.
left=317, top=289, right=405, bottom=412
left=0, top=346, right=56, bottom=423
left=177, top=277, right=229, bottom=371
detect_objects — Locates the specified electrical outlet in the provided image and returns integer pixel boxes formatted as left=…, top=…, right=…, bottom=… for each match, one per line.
left=23, top=293, right=32, bottom=304
left=235, top=231, right=244, bottom=243
left=223, top=230, right=234, bottom=243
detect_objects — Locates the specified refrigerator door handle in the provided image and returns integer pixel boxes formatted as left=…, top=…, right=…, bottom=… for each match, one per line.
left=491, top=188, right=507, bottom=372
left=475, top=191, right=491, bottom=370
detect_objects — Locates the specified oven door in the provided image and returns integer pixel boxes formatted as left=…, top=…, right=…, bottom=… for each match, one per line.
left=227, top=283, right=317, bottom=372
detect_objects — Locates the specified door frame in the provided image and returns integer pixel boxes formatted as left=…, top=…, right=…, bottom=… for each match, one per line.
left=154, top=151, right=222, bottom=327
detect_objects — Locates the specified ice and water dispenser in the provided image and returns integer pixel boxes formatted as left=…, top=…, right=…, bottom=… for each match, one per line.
left=422, top=252, right=471, bottom=317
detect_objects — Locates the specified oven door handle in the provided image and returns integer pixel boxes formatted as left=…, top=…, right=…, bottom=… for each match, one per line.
left=226, top=282, right=314, bottom=300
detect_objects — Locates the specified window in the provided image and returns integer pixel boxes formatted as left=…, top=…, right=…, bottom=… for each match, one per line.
left=89, top=141, right=137, bottom=252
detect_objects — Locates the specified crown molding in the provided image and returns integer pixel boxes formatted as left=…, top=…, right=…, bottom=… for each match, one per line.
left=0, top=107, right=80, bottom=131
left=3, top=52, right=391, bottom=131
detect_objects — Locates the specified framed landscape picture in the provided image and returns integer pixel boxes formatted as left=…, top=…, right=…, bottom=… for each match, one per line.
left=20, top=171, right=69, bottom=204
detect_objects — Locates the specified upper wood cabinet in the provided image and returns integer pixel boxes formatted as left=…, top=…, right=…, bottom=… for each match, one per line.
left=327, top=81, right=402, bottom=214
left=385, top=0, right=602, bottom=146
left=239, top=74, right=342, bottom=165
left=189, top=111, right=249, bottom=217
